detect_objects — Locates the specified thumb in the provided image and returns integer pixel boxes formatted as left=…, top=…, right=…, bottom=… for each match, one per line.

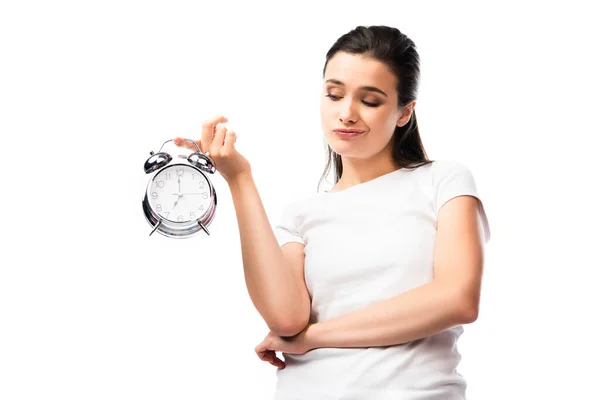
left=174, top=137, right=199, bottom=151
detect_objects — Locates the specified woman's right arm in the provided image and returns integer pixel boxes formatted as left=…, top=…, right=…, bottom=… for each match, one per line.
left=174, top=115, right=309, bottom=337
left=227, top=172, right=310, bottom=337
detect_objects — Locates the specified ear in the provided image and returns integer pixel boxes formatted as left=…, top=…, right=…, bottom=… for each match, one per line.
left=396, top=101, right=416, bottom=127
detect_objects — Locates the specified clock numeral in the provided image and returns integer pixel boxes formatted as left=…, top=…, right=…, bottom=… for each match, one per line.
left=165, top=173, right=171, bottom=180
left=177, top=215, right=184, bottom=222
left=151, top=192, right=158, bottom=199
left=164, top=212, right=170, bottom=218
left=192, top=173, right=196, bottom=180
left=198, top=181, right=205, bottom=189
left=155, top=181, right=164, bottom=188
left=177, top=168, right=184, bottom=176
left=190, top=212, right=196, bottom=219
left=202, top=192, right=209, bottom=199
left=156, top=204, right=162, bottom=211
left=198, top=205, right=204, bottom=211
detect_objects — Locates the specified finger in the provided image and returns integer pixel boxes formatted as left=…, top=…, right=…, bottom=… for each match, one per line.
left=269, top=353, right=285, bottom=369
left=258, top=349, right=274, bottom=360
left=201, top=115, right=228, bottom=153
left=211, top=125, right=227, bottom=154
left=223, top=130, right=237, bottom=154
left=273, top=356, right=285, bottom=369
left=258, top=350, right=285, bottom=369
left=173, top=137, right=186, bottom=147
left=173, top=137, right=200, bottom=152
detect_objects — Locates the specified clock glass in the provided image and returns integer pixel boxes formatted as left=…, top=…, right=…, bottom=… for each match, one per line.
left=147, top=164, right=212, bottom=223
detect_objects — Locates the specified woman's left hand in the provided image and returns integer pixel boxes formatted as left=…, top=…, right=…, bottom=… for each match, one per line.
left=255, top=326, right=313, bottom=369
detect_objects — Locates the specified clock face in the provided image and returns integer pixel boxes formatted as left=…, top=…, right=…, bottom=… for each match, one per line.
left=147, top=164, right=212, bottom=223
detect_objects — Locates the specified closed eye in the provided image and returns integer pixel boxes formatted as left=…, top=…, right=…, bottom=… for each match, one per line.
left=325, top=94, right=380, bottom=108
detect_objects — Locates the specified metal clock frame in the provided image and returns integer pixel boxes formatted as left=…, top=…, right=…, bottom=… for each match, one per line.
left=142, top=138, right=217, bottom=239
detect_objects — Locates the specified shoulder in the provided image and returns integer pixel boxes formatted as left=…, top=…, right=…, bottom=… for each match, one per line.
left=428, top=159, right=491, bottom=242
left=430, top=159, right=470, bottom=175
left=400, top=159, right=469, bottom=177
left=429, top=159, right=478, bottom=186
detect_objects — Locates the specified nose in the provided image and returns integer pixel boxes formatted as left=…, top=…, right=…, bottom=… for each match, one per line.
left=338, top=98, right=358, bottom=124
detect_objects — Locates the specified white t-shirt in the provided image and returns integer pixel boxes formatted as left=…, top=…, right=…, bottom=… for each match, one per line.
left=272, top=160, right=491, bottom=400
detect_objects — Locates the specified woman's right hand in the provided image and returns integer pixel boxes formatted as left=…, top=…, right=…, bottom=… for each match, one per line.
left=173, top=115, right=251, bottom=183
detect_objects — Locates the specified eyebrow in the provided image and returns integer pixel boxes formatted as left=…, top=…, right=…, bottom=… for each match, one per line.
left=325, top=79, right=388, bottom=98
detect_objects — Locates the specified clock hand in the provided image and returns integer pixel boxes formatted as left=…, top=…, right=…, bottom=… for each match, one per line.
left=171, top=193, right=183, bottom=210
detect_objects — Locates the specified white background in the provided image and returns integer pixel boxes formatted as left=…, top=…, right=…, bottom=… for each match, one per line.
left=1, top=1, right=598, bottom=399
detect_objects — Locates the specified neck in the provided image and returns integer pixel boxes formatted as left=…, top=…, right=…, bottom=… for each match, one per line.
left=334, top=149, right=400, bottom=190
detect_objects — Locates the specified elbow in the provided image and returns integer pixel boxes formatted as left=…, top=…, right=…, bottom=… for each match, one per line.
left=269, top=293, right=311, bottom=337
left=451, top=288, right=479, bottom=324
left=269, top=315, right=310, bottom=338
left=266, top=288, right=312, bottom=337
left=460, top=303, right=479, bottom=324
left=456, top=295, right=479, bottom=324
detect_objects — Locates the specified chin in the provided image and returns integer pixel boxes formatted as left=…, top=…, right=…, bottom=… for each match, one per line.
left=326, top=137, right=361, bottom=156
left=328, top=146, right=360, bottom=158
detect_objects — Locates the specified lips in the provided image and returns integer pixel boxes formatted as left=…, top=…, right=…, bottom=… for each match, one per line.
left=333, top=129, right=365, bottom=138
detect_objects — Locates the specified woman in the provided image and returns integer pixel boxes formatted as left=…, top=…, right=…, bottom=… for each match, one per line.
left=175, top=25, right=490, bottom=400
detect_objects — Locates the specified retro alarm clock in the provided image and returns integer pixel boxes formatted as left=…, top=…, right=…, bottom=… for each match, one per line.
left=142, top=138, right=217, bottom=238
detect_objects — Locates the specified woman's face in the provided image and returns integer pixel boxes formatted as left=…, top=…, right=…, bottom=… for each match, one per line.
left=320, top=52, right=413, bottom=160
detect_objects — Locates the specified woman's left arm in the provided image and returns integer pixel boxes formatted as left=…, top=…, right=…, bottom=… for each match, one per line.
left=302, top=195, right=486, bottom=350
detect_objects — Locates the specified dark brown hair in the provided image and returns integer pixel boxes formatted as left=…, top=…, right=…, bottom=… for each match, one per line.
left=318, top=25, right=433, bottom=192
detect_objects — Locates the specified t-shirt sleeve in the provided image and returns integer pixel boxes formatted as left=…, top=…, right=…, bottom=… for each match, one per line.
left=433, top=160, right=491, bottom=244
left=273, top=201, right=305, bottom=247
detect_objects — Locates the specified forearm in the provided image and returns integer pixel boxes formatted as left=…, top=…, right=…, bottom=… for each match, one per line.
left=305, top=281, right=475, bottom=349
left=227, top=172, right=305, bottom=335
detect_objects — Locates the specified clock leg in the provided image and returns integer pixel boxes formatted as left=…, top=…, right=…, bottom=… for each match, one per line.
left=149, top=221, right=161, bottom=236
left=198, top=221, right=211, bottom=236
